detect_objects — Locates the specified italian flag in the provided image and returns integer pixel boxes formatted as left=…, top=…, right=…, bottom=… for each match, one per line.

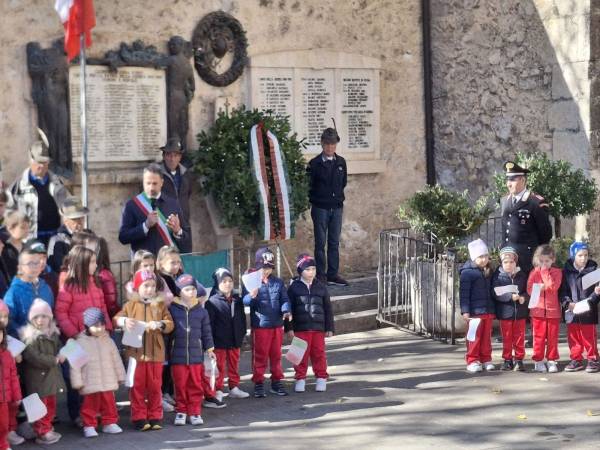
left=55, top=0, right=96, bottom=61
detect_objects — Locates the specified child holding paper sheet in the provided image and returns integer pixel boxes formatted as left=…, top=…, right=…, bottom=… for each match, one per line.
left=459, top=239, right=496, bottom=374
left=0, top=324, right=22, bottom=450
left=243, top=248, right=292, bottom=398
left=71, top=308, right=126, bottom=438
left=114, top=270, right=174, bottom=432
left=560, top=242, right=600, bottom=373
left=527, top=244, right=563, bottom=373
left=285, top=254, right=334, bottom=393
left=491, top=247, right=529, bottom=372
left=19, top=299, right=64, bottom=445
left=168, top=274, right=217, bottom=426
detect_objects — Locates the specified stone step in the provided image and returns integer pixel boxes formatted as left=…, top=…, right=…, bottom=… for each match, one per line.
left=334, top=308, right=379, bottom=335
left=330, top=292, right=378, bottom=315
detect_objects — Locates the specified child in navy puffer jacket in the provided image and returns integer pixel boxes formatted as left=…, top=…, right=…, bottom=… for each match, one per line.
left=491, top=247, right=529, bottom=372
left=460, top=239, right=495, bottom=374
left=243, top=248, right=291, bottom=398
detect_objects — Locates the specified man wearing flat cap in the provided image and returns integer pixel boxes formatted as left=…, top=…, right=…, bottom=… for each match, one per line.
left=7, top=129, right=69, bottom=245
left=159, top=137, right=192, bottom=253
left=47, top=196, right=89, bottom=273
left=501, top=161, right=553, bottom=272
left=306, top=127, right=349, bottom=286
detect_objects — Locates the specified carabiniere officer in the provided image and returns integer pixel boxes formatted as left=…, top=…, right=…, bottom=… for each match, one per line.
left=501, top=161, right=553, bottom=273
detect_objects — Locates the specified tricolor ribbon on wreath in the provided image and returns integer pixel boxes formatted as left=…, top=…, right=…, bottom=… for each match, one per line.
left=249, top=123, right=293, bottom=241
left=132, top=192, right=176, bottom=246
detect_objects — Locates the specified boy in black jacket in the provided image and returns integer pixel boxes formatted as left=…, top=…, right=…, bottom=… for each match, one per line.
left=285, top=254, right=334, bottom=393
left=205, top=268, right=249, bottom=399
left=491, top=247, right=529, bottom=372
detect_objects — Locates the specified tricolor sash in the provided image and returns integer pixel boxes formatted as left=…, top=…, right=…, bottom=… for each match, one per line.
left=132, top=193, right=175, bottom=246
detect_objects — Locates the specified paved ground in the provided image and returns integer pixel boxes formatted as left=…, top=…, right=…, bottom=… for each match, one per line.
left=16, top=327, right=600, bottom=450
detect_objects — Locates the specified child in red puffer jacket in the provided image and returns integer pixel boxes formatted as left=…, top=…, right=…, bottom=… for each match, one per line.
left=0, top=324, right=22, bottom=450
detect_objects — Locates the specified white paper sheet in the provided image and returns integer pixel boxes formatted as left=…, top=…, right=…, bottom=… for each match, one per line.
left=122, top=320, right=147, bottom=348
left=285, top=336, right=308, bottom=365
left=6, top=335, right=26, bottom=358
left=494, top=285, right=519, bottom=297
left=59, top=339, right=89, bottom=369
left=528, top=283, right=543, bottom=309
left=582, top=269, right=600, bottom=290
left=574, top=300, right=591, bottom=315
left=22, top=393, right=47, bottom=423
left=125, top=357, right=137, bottom=388
left=466, top=318, right=481, bottom=342
left=242, top=270, right=263, bottom=292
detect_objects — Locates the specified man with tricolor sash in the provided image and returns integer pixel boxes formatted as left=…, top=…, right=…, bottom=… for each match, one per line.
left=119, top=164, right=190, bottom=256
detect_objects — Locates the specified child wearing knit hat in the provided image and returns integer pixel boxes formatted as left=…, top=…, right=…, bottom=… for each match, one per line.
left=19, top=298, right=64, bottom=445
left=113, top=270, right=174, bottom=431
left=460, top=239, right=496, bottom=374
left=72, top=307, right=126, bottom=438
left=491, top=247, right=529, bottom=372
left=286, top=254, right=334, bottom=393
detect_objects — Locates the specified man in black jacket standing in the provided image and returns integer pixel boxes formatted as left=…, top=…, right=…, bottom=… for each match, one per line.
left=307, top=127, right=348, bottom=286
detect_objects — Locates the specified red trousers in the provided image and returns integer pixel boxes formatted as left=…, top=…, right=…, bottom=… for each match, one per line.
left=130, top=361, right=163, bottom=422
left=500, top=319, right=526, bottom=360
left=80, top=391, right=119, bottom=427
left=465, top=314, right=494, bottom=364
left=252, top=327, right=284, bottom=384
left=214, top=348, right=241, bottom=390
left=8, top=402, right=17, bottom=432
left=531, top=317, right=560, bottom=361
left=172, top=364, right=203, bottom=415
left=294, top=331, right=328, bottom=380
left=567, top=323, right=598, bottom=361
left=33, top=395, right=56, bottom=436
left=0, top=402, right=8, bottom=450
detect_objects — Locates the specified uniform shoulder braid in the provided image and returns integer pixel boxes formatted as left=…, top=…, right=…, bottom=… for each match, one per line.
left=530, top=192, right=549, bottom=208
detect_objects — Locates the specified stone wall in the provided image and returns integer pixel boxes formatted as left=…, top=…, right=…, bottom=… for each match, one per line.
left=0, top=0, right=426, bottom=272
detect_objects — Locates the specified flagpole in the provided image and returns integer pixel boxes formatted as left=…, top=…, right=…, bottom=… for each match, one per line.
left=79, top=33, right=89, bottom=226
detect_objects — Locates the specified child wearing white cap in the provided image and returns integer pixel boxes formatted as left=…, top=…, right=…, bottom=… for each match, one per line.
left=460, top=239, right=496, bottom=373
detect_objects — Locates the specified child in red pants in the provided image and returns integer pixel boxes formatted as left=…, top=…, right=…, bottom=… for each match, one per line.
left=460, top=239, right=496, bottom=373
left=286, top=254, right=334, bottom=392
left=491, top=247, right=529, bottom=372
left=527, top=244, right=563, bottom=373
left=0, top=324, right=21, bottom=450
left=71, top=308, right=125, bottom=438
left=168, top=274, right=216, bottom=426
left=243, top=248, right=292, bottom=397
left=206, top=268, right=249, bottom=400
left=114, top=270, right=174, bottom=431
left=562, top=242, right=600, bottom=373
left=19, top=299, right=64, bottom=445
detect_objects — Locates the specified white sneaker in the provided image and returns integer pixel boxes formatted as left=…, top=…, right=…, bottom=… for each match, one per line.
left=8, top=431, right=25, bottom=445
left=547, top=360, right=559, bottom=373
left=83, top=427, right=98, bottom=438
left=294, top=379, right=306, bottom=392
left=534, top=361, right=547, bottom=372
left=228, top=386, right=250, bottom=398
left=190, top=415, right=204, bottom=426
left=162, top=399, right=175, bottom=412
left=102, top=424, right=122, bottom=434
left=483, top=362, right=495, bottom=371
left=466, top=362, right=482, bottom=373
left=174, top=413, right=187, bottom=426
left=315, top=378, right=327, bottom=392
left=215, top=390, right=224, bottom=402
left=163, top=393, right=176, bottom=406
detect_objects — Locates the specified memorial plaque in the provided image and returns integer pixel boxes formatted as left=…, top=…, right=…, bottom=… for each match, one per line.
left=69, top=65, right=167, bottom=162
left=338, top=69, right=376, bottom=152
left=250, top=68, right=294, bottom=121
left=296, top=70, right=335, bottom=153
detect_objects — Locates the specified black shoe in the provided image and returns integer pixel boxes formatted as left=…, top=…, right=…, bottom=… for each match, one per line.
left=203, top=397, right=226, bottom=409
left=317, top=274, right=327, bottom=284
left=501, top=359, right=514, bottom=371
left=587, top=360, right=600, bottom=373
left=514, top=360, right=525, bottom=372
left=133, top=420, right=151, bottom=431
left=565, top=360, right=584, bottom=372
left=254, top=383, right=267, bottom=398
left=327, top=274, right=349, bottom=286
left=149, top=419, right=162, bottom=430
left=270, top=381, right=289, bottom=396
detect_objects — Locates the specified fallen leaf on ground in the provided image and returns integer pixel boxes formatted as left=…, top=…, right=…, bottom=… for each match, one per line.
left=538, top=377, right=548, bottom=381
left=336, top=397, right=348, bottom=403
left=587, top=410, right=600, bottom=416
left=491, top=387, right=502, bottom=394
left=517, top=414, right=528, bottom=420
left=377, top=358, right=384, bottom=362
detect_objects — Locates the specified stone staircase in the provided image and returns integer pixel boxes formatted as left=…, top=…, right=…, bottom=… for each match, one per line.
left=329, top=273, right=379, bottom=335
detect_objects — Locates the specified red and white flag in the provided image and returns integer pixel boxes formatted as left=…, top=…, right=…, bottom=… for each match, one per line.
left=55, top=0, right=96, bottom=61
